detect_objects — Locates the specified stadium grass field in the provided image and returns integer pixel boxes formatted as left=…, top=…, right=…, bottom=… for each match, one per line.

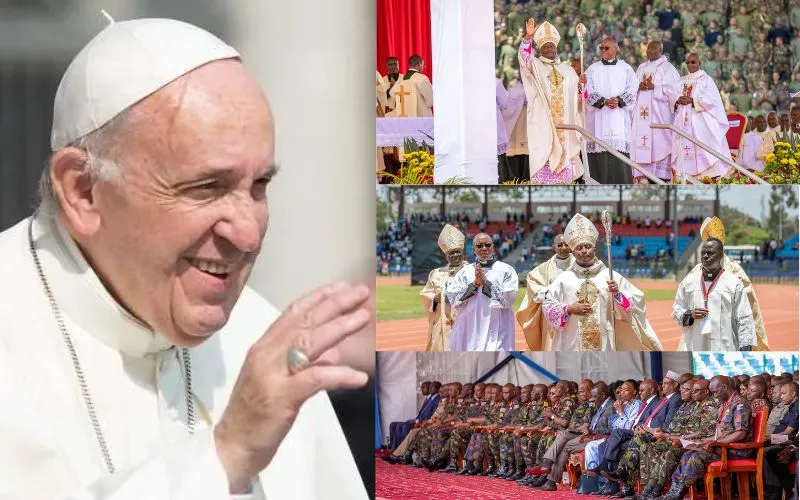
left=376, top=277, right=799, bottom=351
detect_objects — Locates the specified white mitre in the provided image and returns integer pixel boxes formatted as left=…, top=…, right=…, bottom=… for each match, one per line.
left=534, top=20, right=561, bottom=48
left=51, top=16, right=240, bottom=150
left=564, top=213, right=599, bottom=249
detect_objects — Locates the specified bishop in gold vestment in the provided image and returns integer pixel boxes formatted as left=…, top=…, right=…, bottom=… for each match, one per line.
left=420, top=224, right=467, bottom=351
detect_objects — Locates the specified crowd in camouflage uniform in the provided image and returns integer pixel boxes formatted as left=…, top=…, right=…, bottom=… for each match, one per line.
left=494, top=0, right=800, bottom=114
left=381, top=371, right=798, bottom=500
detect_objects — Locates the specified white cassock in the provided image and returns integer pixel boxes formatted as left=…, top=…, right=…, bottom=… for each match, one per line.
left=496, top=78, right=510, bottom=155
left=388, top=69, right=433, bottom=117
left=673, top=268, right=756, bottom=351
left=446, top=260, right=519, bottom=351
left=739, top=131, right=764, bottom=171
left=585, top=59, right=638, bottom=154
left=668, top=70, right=730, bottom=179
left=0, top=215, right=366, bottom=500
left=631, top=56, right=681, bottom=180
left=518, top=39, right=584, bottom=183
left=542, top=260, right=662, bottom=352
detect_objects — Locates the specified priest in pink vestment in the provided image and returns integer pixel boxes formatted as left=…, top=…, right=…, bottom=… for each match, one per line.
left=631, top=41, right=681, bottom=183
left=669, top=53, right=731, bottom=180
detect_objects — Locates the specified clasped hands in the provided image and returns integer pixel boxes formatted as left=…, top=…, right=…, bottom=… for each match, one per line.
left=473, top=264, right=486, bottom=287
left=567, top=281, right=618, bottom=316
left=677, top=95, right=693, bottom=106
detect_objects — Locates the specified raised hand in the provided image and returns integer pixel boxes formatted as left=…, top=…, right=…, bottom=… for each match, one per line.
left=214, top=283, right=370, bottom=493
left=525, top=18, right=536, bottom=40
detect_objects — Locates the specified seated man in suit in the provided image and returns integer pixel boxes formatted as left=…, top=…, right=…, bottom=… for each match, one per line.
left=598, top=374, right=682, bottom=493
left=387, top=380, right=441, bottom=450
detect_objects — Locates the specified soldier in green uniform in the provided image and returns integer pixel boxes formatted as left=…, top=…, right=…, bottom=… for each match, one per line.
left=440, top=382, right=487, bottom=472
left=496, top=384, right=536, bottom=480
left=521, top=381, right=577, bottom=483
left=462, top=384, right=504, bottom=475
left=656, top=376, right=750, bottom=500
left=512, top=384, right=549, bottom=482
left=400, top=383, right=461, bottom=466
left=487, top=384, right=521, bottom=478
left=424, top=382, right=474, bottom=471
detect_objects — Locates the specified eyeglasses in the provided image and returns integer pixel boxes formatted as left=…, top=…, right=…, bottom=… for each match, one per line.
left=600, top=46, right=612, bottom=50
left=474, top=243, right=493, bottom=249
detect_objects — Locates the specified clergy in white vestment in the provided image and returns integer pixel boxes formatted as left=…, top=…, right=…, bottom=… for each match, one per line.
left=496, top=77, right=513, bottom=182
left=0, top=18, right=369, bottom=500
left=739, top=120, right=765, bottom=172
left=420, top=224, right=468, bottom=351
left=516, top=234, right=575, bottom=350
left=388, top=54, right=433, bottom=117
left=668, top=53, right=731, bottom=180
left=585, top=37, right=639, bottom=184
left=674, top=237, right=756, bottom=351
left=631, top=41, right=681, bottom=183
left=376, top=70, right=389, bottom=116
left=383, top=56, right=404, bottom=96
left=542, top=215, right=663, bottom=351
left=502, top=79, right=530, bottom=181
left=518, top=18, right=585, bottom=184
left=446, top=233, right=519, bottom=351
left=685, top=217, right=769, bottom=350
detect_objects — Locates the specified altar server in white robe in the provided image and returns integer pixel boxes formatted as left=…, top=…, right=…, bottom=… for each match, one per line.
left=668, top=53, right=731, bottom=180
left=0, top=18, right=369, bottom=500
left=419, top=224, right=467, bottom=351
left=740, top=119, right=765, bottom=172
left=516, top=234, right=575, bottom=350
left=446, top=233, right=519, bottom=351
left=502, top=78, right=529, bottom=181
left=518, top=18, right=585, bottom=184
left=542, top=214, right=663, bottom=352
left=585, top=37, right=639, bottom=184
left=687, top=217, right=770, bottom=350
left=631, top=41, right=681, bottom=183
left=674, top=239, right=757, bottom=352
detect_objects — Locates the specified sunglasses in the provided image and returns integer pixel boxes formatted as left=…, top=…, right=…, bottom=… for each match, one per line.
left=475, top=243, right=493, bottom=249
left=600, top=46, right=611, bottom=50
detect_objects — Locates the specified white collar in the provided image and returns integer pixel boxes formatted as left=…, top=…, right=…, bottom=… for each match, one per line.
left=33, top=213, right=173, bottom=358
left=684, top=70, right=707, bottom=82
left=645, top=394, right=658, bottom=405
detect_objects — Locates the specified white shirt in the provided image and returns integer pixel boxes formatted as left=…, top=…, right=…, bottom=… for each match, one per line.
left=0, top=215, right=367, bottom=500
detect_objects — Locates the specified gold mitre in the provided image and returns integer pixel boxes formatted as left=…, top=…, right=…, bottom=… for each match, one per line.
left=438, top=224, right=465, bottom=253
left=534, top=21, right=561, bottom=48
left=564, top=213, right=599, bottom=249
left=700, top=216, right=725, bottom=244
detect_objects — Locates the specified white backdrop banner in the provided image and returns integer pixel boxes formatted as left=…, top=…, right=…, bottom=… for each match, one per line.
left=377, top=352, right=418, bottom=447
left=431, top=0, right=497, bottom=184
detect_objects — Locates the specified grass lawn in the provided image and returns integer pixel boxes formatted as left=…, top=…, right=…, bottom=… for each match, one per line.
left=377, top=285, right=677, bottom=321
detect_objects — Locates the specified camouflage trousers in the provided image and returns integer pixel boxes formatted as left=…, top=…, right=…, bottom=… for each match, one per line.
left=535, top=433, right=558, bottom=465
left=616, top=433, right=653, bottom=486
left=427, top=426, right=454, bottom=462
left=407, top=428, right=433, bottom=460
left=518, top=433, right=546, bottom=467
left=487, top=432, right=503, bottom=460
left=639, top=443, right=688, bottom=488
left=499, top=432, right=518, bottom=464
left=441, top=427, right=473, bottom=462
left=671, top=449, right=722, bottom=485
left=465, top=432, right=489, bottom=462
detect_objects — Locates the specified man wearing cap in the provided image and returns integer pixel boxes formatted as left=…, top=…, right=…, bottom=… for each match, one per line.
left=673, top=224, right=757, bottom=351
left=688, top=217, right=769, bottom=350
left=516, top=233, right=575, bottom=350
left=542, top=214, right=662, bottom=351
left=517, top=18, right=585, bottom=183
left=446, top=233, right=519, bottom=351
left=0, top=17, right=368, bottom=499
left=420, top=224, right=467, bottom=351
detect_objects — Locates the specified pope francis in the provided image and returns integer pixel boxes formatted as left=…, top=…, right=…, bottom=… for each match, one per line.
left=0, top=18, right=368, bottom=500
left=542, top=214, right=663, bottom=351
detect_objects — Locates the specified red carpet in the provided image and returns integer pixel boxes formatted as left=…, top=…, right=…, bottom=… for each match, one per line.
left=376, top=459, right=585, bottom=499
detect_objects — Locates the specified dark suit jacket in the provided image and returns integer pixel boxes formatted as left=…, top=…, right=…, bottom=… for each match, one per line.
left=418, top=394, right=441, bottom=421
left=632, top=395, right=662, bottom=429
left=647, top=392, right=682, bottom=430
left=591, top=398, right=616, bottom=435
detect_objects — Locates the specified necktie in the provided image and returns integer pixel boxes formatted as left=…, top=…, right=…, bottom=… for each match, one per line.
left=590, top=401, right=605, bottom=430
left=631, top=400, right=648, bottom=427
left=643, top=396, right=669, bottom=427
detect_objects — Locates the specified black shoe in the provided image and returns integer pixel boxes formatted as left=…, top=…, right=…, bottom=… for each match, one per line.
left=538, top=480, right=558, bottom=491
left=632, top=483, right=657, bottom=500
left=592, top=483, right=619, bottom=496
left=518, top=474, right=536, bottom=485
left=610, top=485, right=635, bottom=498
left=501, top=463, right=517, bottom=479
left=529, top=475, right=549, bottom=488
left=510, top=466, right=526, bottom=481
left=653, top=480, right=686, bottom=500
left=456, top=460, right=473, bottom=475
left=490, top=461, right=507, bottom=477
left=442, top=451, right=459, bottom=472
left=481, top=457, right=496, bottom=476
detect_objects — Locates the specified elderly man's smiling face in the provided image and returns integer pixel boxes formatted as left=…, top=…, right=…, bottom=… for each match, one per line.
left=57, top=60, right=275, bottom=346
